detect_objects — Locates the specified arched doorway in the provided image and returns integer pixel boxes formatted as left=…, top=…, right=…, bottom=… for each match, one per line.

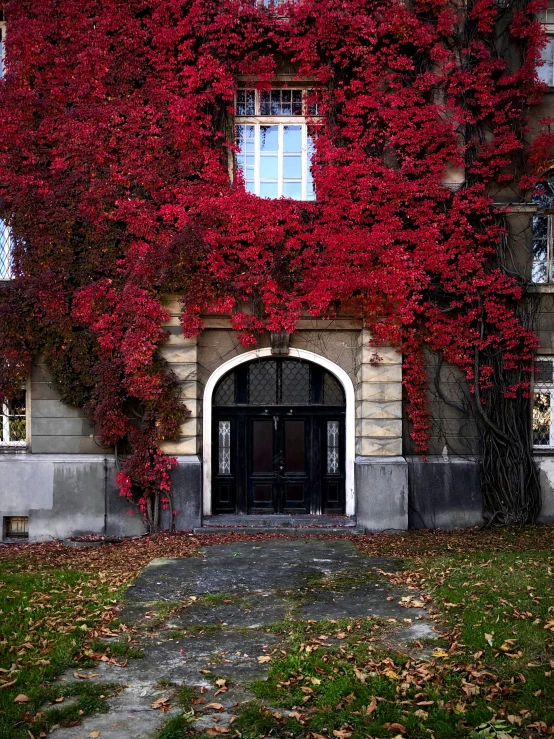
left=203, top=350, right=355, bottom=517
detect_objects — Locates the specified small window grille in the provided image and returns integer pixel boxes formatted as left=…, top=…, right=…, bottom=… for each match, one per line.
left=4, top=516, right=29, bottom=539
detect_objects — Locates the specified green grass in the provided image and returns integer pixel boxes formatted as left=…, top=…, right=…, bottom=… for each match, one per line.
left=233, top=551, right=554, bottom=738
left=0, top=565, right=118, bottom=738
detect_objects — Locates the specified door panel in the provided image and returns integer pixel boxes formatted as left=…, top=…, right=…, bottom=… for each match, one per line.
left=280, top=417, right=309, bottom=513
left=252, top=420, right=274, bottom=473
left=249, top=418, right=276, bottom=512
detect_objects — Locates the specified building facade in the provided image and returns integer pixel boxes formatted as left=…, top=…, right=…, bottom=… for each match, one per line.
left=2, top=4, right=554, bottom=540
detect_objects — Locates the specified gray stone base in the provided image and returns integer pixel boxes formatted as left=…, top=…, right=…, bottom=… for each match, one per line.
left=406, top=456, right=483, bottom=529
left=355, top=456, right=408, bottom=532
left=535, top=456, right=554, bottom=524
left=0, top=454, right=202, bottom=541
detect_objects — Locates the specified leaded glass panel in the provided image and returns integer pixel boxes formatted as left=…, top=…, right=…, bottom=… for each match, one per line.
left=327, top=420, right=340, bottom=474
left=214, top=374, right=236, bottom=405
left=281, top=361, right=310, bottom=404
left=323, top=372, right=345, bottom=404
left=0, top=218, right=13, bottom=280
left=248, top=361, right=277, bottom=404
left=218, top=421, right=231, bottom=474
left=534, top=358, right=554, bottom=447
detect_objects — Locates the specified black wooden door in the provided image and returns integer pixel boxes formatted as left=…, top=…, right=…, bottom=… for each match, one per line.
left=211, top=358, right=346, bottom=515
left=248, top=413, right=310, bottom=514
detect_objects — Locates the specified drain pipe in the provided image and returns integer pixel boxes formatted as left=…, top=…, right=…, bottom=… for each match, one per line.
left=103, top=456, right=108, bottom=535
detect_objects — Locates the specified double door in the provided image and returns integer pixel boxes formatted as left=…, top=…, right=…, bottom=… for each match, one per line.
left=212, top=407, right=345, bottom=515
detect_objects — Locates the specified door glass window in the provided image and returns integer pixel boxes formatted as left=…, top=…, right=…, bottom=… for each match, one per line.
left=248, top=362, right=278, bottom=404
left=214, top=359, right=345, bottom=406
left=281, top=361, right=310, bottom=404
left=218, top=421, right=231, bottom=474
left=327, top=420, right=340, bottom=474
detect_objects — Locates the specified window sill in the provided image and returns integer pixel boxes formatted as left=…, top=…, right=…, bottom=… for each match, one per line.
left=525, top=284, right=554, bottom=293
left=0, top=445, right=28, bottom=453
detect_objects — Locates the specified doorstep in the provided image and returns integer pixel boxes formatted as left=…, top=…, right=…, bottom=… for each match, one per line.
left=194, top=514, right=364, bottom=535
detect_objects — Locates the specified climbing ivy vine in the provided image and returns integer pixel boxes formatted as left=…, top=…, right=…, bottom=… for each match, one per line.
left=0, top=0, right=548, bottom=527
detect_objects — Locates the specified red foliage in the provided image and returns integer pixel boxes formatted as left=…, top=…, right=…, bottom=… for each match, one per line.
left=0, top=0, right=546, bottom=510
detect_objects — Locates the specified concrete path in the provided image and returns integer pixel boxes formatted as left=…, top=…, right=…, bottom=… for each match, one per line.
left=51, top=538, right=438, bottom=739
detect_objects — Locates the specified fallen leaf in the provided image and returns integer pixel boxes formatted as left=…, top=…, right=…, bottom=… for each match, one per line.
left=257, top=656, right=271, bottom=663
left=484, top=633, right=494, bottom=647
left=366, top=696, right=377, bottom=715
left=332, top=730, right=352, bottom=739
left=14, top=694, right=30, bottom=703
left=90, top=732, right=101, bottom=738
left=73, top=673, right=100, bottom=680
left=383, top=723, right=406, bottom=734
left=204, top=703, right=224, bottom=710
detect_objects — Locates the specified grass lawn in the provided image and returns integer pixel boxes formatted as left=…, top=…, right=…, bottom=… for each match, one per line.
left=0, top=527, right=553, bottom=738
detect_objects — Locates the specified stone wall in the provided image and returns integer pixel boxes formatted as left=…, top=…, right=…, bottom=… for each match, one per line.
left=354, top=329, right=403, bottom=456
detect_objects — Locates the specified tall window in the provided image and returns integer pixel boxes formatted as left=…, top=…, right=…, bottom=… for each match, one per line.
left=0, top=219, right=13, bottom=280
left=0, top=17, right=5, bottom=79
left=534, top=358, right=554, bottom=447
left=538, top=2, right=554, bottom=86
left=1, top=389, right=26, bottom=447
left=531, top=177, right=554, bottom=283
left=0, top=18, right=12, bottom=281
left=235, top=88, right=317, bottom=201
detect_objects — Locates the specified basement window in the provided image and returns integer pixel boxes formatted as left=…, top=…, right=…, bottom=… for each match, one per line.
left=4, top=516, right=29, bottom=539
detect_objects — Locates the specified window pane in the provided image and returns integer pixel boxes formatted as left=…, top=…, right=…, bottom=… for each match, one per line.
left=260, top=182, right=279, bottom=198
left=281, top=361, right=310, bottom=404
left=260, top=125, right=278, bottom=151
left=248, top=361, right=277, bottom=403
left=215, top=374, right=236, bottom=405
left=236, top=125, right=256, bottom=192
left=538, top=37, right=554, bottom=86
left=327, top=421, right=340, bottom=473
left=532, top=215, right=549, bottom=283
left=283, top=181, right=302, bottom=199
left=260, top=155, right=278, bottom=180
left=0, top=219, right=12, bottom=280
left=218, top=421, right=231, bottom=474
left=536, top=360, right=554, bottom=384
left=283, top=125, right=302, bottom=151
left=236, top=89, right=255, bottom=116
left=533, top=392, right=551, bottom=445
left=283, top=156, right=302, bottom=179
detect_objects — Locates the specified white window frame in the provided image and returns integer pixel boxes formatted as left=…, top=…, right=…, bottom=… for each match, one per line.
left=235, top=88, right=318, bottom=201
left=538, top=8, right=554, bottom=88
left=1, top=390, right=27, bottom=447
left=533, top=357, right=554, bottom=449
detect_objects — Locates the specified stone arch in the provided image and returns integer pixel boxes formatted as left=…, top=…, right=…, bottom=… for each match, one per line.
left=202, top=347, right=356, bottom=516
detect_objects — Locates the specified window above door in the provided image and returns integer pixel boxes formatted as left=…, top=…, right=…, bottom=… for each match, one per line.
left=213, top=358, right=345, bottom=406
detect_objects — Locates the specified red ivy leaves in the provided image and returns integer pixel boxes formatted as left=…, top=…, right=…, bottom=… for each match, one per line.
left=0, top=0, right=546, bottom=504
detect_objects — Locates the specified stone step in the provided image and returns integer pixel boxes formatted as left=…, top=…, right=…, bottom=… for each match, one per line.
left=193, top=526, right=365, bottom=535
left=195, top=515, right=363, bottom=535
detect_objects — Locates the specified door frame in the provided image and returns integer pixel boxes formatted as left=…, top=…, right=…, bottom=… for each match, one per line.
left=202, top=348, right=356, bottom=516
